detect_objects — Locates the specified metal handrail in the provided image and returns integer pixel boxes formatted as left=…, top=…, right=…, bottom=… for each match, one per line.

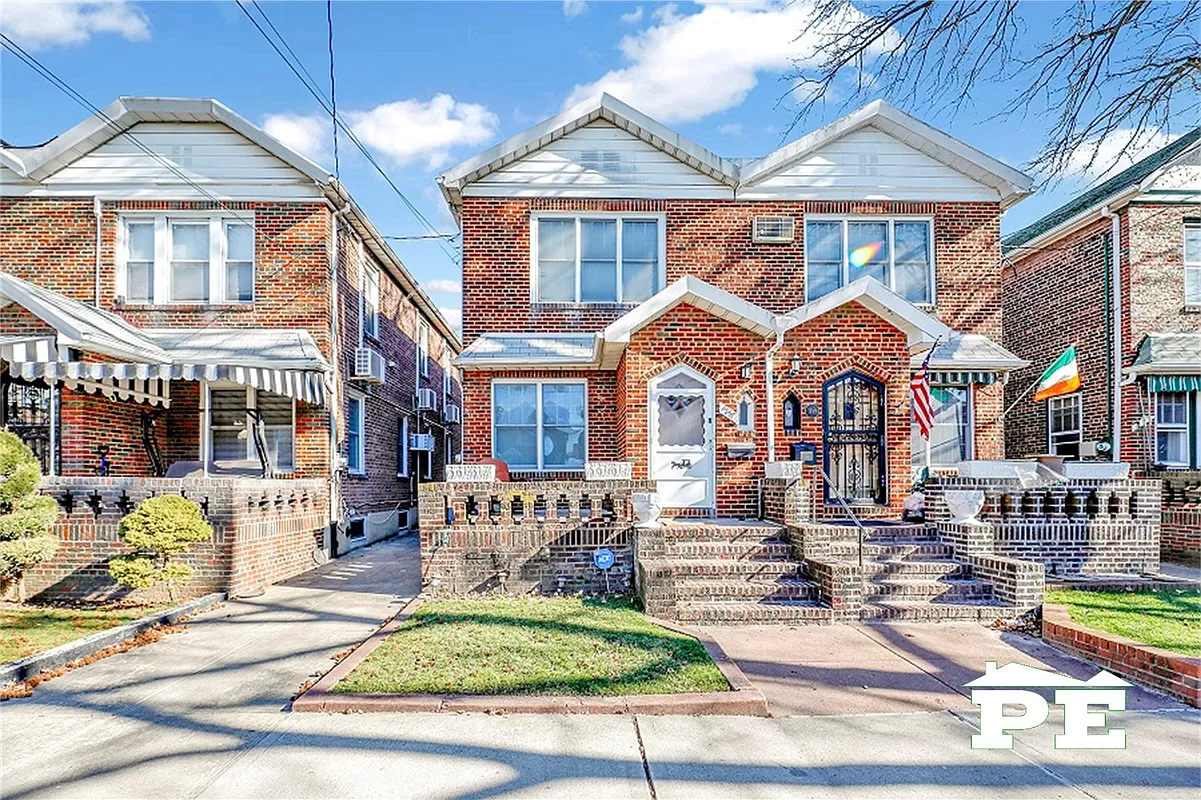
left=815, top=462, right=869, bottom=569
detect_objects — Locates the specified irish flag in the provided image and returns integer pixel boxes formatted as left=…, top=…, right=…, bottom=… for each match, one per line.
left=1034, top=346, right=1081, bottom=402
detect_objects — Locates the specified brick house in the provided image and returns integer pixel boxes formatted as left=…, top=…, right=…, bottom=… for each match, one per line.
left=1001, top=129, right=1201, bottom=561
left=0, top=97, right=461, bottom=597
left=439, top=95, right=1032, bottom=520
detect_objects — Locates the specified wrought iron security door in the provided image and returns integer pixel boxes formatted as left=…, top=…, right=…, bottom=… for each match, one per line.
left=1, top=377, right=55, bottom=474
left=823, top=371, right=886, bottom=505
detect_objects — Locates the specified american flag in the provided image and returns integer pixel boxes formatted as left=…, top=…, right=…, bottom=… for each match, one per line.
left=912, top=347, right=935, bottom=440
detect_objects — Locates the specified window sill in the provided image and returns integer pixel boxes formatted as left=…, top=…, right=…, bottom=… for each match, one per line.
left=531, top=302, right=642, bottom=310
left=347, top=471, right=369, bottom=479
left=1182, top=304, right=1201, bottom=314
left=119, top=303, right=255, bottom=312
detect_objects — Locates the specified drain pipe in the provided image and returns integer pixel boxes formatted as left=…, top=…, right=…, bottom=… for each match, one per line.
left=328, top=201, right=352, bottom=555
left=93, top=196, right=102, bottom=307
left=764, top=317, right=789, bottom=463
left=1100, top=206, right=1122, bottom=462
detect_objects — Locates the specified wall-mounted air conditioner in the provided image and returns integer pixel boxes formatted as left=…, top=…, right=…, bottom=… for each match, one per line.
left=752, top=216, right=795, bottom=244
left=444, top=403, right=462, bottom=424
left=416, top=388, right=438, bottom=411
left=409, top=433, right=436, bottom=451
left=353, top=346, right=386, bottom=384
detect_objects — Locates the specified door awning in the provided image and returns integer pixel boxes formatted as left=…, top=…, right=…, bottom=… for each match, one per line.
left=1130, top=333, right=1201, bottom=394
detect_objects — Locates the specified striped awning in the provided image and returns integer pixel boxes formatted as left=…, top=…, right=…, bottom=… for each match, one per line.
left=1148, top=375, right=1201, bottom=393
left=6, top=361, right=327, bottom=407
left=931, top=371, right=997, bottom=385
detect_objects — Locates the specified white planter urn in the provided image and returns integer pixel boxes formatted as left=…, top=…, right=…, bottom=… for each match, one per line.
left=944, top=489, right=986, bottom=525
left=631, top=492, right=662, bottom=528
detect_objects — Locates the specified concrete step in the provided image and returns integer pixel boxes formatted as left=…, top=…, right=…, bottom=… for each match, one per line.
left=662, top=558, right=806, bottom=580
left=674, top=577, right=819, bottom=602
left=859, top=599, right=1016, bottom=623
left=675, top=600, right=833, bottom=625
left=863, top=577, right=994, bottom=601
left=863, top=559, right=972, bottom=579
left=666, top=539, right=793, bottom=561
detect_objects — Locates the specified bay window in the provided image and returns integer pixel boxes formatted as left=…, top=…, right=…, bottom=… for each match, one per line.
left=206, top=387, right=294, bottom=472
left=1155, top=391, right=1192, bottom=467
left=912, top=386, right=972, bottom=468
left=1047, top=393, right=1082, bottom=458
left=805, top=218, right=934, bottom=303
left=533, top=215, right=663, bottom=304
left=492, top=380, right=586, bottom=470
left=119, top=214, right=254, bottom=305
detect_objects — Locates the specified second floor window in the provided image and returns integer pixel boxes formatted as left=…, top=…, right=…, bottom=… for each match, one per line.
left=418, top=322, right=430, bottom=378
left=1185, top=223, right=1200, bottom=306
left=361, top=263, right=380, bottom=340
left=533, top=216, right=662, bottom=304
left=119, top=215, right=254, bottom=306
left=805, top=218, right=933, bottom=304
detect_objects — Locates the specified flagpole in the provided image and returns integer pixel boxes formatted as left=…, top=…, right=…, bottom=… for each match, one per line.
left=998, top=341, right=1080, bottom=421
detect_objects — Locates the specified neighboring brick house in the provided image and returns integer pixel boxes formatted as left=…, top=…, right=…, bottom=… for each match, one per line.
left=0, top=97, right=460, bottom=597
left=439, top=95, right=1032, bottom=519
left=1001, top=129, right=1201, bottom=561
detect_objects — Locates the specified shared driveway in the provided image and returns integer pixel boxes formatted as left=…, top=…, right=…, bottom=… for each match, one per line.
left=2, top=536, right=1198, bottom=799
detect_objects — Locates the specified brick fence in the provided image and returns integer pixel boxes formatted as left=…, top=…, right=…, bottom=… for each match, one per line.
left=28, top=476, right=329, bottom=601
left=1042, top=603, right=1200, bottom=707
left=1155, top=472, right=1200, bottom=564
left=418, top=479, right=655, bottom=595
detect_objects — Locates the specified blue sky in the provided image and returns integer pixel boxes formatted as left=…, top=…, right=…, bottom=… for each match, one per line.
left=0, top=1, right=1189, bottom=329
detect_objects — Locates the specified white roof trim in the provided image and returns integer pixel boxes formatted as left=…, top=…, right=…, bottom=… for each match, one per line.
left=0, top=148, right=26, bottom=174
left=14, top=97, right=332, bottom=183
left=602, top=276, right=776, bottom=343
left=741, top=100, right=1033, bottom=207
left=0, top=271, right=172, bottom=364
left=783, top=278, right=953, bottom=348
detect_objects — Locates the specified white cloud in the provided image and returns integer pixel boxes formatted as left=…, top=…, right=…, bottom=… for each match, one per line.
left=717, top=123, right=743, bottom=136
left=346, top=95, right=498, bottom=170
left=566, top=0, right=867, bottom=123
left=263, top=113, right=330, bottom=164
left=1064, top=127, right=1177, bottom=183
left=620, top=6, right=644, bottom=24
left=563, top=0, right=588, bottom=18
left=438, top=306, right=463, bottom=335
left=425, top=279, right=462, bottom=296
left=0, top=1, right=149, bottom=50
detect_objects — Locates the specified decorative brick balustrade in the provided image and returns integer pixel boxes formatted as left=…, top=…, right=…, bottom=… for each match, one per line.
left=29, top=476, right=330, bottom=600
left=418, top=479, right=654, bottom=596
left=1154, top=471, right=1201, bottom=564
left=927, top=476, right=1162, bottom=576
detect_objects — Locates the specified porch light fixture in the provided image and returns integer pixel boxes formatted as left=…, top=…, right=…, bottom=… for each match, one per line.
left=790, top=355, right=802, bottom=376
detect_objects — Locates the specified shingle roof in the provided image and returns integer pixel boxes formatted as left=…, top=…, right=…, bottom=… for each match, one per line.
left=457, top=334, right=597, bottom=368
left=909, top=334, right=1029, bottom=371
left=1003, top=128, right=1201, bottom=252
left=144, top=328, right=329, bottom=371
left=1131, top=332, right=1201, bottom=372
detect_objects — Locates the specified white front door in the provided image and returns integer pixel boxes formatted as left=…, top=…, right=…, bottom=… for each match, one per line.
left=649, top=366, right=715, bottom=510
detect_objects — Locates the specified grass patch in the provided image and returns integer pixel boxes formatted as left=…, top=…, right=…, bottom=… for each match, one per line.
left=333, top=596, right=730, bottom=696
left=1045, top=588, right=1201, bottom=657
left=0, top=602, right=170, bottom=663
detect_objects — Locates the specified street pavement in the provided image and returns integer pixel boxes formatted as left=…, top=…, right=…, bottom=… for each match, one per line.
left=2, top=534, right=1198, bottom=799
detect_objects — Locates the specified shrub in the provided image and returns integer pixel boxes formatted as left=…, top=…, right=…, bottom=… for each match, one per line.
left=109, top=495, right=212, bottom=601
left=0, top=430, right=58, bottom=603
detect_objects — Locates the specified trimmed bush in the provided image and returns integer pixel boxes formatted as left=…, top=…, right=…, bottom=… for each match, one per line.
left=0, top=430, right=58, bottom=603
left=109, top=495, right=213, bottom=601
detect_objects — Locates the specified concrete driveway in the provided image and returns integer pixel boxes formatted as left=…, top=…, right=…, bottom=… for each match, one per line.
left=704, top=622, right=1189, bottom=717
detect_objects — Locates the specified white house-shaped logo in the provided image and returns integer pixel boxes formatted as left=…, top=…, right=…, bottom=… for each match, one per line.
left=966, top=661, right=1132, bottom=749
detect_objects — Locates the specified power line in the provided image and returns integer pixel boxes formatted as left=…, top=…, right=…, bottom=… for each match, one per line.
left=325, top=0, right=339, bottom=180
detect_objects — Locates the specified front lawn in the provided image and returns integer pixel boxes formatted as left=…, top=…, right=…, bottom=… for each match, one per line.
left=1045, top=588, right=1201, bottom=657
left=333, top=596, right=729, bottom=696
left=1, top=602, right=169, bottom=663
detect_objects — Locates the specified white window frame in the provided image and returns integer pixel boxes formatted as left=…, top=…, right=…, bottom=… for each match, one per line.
left=1046, top=392, right=1083, bottom=457
left=912, top=384, right=974, bottom=469
left=491, top=378, right=588, bottom=472
left=361, top=256, right=380, bottom=342
left=1154, top=390, right=1193, bottom=469
left=445, top=431, right=453, bottom=468
left=397, top=415, right=410, bottom=478
left=803, top=216, right=936, bottom=305
left=200, top=385, right=295, bottom=472
left=1185, top=222, right=1201, bottom=307
left=442, top=353, right=453, bottom=401
left=530, top=213, right=668, bottom=304
left=417, top=322, right=430, bottom=379
left=346, top=391, right=366, bottom=475
left=737, top=393, right=754, bottom=432
left=117, top=212, right=254, bottom=306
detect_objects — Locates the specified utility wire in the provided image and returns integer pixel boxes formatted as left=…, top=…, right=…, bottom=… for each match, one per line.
left=325, top=0, right=339, bottom=180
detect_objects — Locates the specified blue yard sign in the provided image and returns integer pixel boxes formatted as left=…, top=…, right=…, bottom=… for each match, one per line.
left=593, top=548, right=615, bottom=570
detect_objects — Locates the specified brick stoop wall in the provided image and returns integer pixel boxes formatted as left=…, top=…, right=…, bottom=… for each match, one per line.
left=28, top=476, right=329, bottom=601
left=418, top=479, right=653, bottom=595
left=1042, top=603, right=1200, bottom=707
left=1156, top=472, right=1201, bottom=565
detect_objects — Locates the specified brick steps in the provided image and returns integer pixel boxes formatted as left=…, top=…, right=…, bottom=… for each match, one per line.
left=860, top=599, right=1015, bottom=622
left=666, top=539, right=793, bottom=560
left=660, top=524, right=787, bottom=545
left=664, top=558, right=807, bottom=579
left=674, top=577, right=818, bottom=602
left=675, top=600, right=833, bottom=625
left=863, top=577, right=994, bottom=601
left=832, top=541, right=956, bottom=560
left=863, top=559, right=969, bottom=578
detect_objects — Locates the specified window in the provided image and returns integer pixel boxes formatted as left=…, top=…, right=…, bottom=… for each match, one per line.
left=492, top=380, right=586, bottom=470
left=119, top=215, right=254, bottom=305
left=1186, top=224, right=1201, bottom=305
left=206, top=387, right=294, bottom=472
left=397, top=415, right=409, bottom=477
left=361, top=264, right=379, bottom=340
left=1155, top=392, right=1191, bottom=467
left=418, top=323, right=429, bottom=378
left=804, top=218, right=934, bottom=303
left=782, top=393, right=801, bottom=433
left=347, top=393, right=365, bottom=474
left=1047, top=393, right=1083, bottom=458
left=911, top=386, right=972, bottom=468
left=445, top=432, right=453, bottom=468
left=737, top=394, right=754, bottom=431
left=533, top=216, right=663, bottom=304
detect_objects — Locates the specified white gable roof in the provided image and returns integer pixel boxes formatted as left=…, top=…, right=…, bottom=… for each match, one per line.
left=603, top=276, right=776, bottom=343
left=784, top=278, right=952, bottom=348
